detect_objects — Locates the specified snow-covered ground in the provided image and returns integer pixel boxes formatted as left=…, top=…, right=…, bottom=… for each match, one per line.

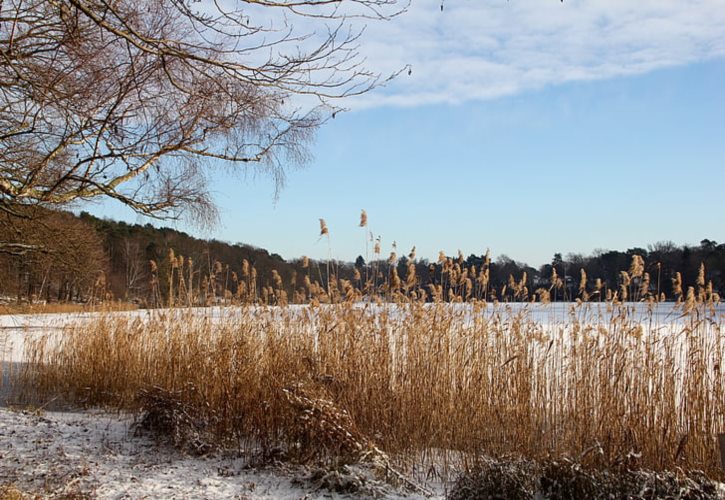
left=0, top=407, right=435, bottom=498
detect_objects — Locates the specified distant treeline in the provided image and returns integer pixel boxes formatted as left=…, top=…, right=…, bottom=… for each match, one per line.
left=0, top=209, right=722, bottom=305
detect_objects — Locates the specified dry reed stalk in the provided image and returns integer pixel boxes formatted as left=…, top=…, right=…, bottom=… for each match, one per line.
left=168, top=249, right=176, bottom=308
left=673, top=272, right=683, bottom=301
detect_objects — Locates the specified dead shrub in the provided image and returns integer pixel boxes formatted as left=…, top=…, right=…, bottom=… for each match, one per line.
left=283, top=385, right=370, bottom=464
left=133, top=385, right=218, bottom=455
left=540, top=460, right=721, bottom=499
left=449, top=458, right=723, bottom=500
left=447, top=458, right=539, bottom=500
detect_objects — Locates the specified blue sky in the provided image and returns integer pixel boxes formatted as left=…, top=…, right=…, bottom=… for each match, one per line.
left=86, top=1, right=725, bottom=268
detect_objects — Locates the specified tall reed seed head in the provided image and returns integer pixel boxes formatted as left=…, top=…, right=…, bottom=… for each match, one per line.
left=272, top=270, right=283, bottom=289
left=629, top=254, right=645, bottom=278
left=697, top=263, right=706, bottom=287
left=390, top=267, right=401, bottom=290
left=620, top=271, right=631, bottom=287
left=406, top=262, right=416, bottom=288
left=319, top=219, right=329, bottom=237
left=640, top=272, right=650, bottom=297
left=359, top=209, right=367, bottom=227
left=551, top=268, right=562, bottom=289
left=685, top=286, right=696, bottom=313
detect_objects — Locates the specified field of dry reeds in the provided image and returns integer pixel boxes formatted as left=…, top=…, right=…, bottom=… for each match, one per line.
left=11, top=215, right=725, bottom=486
left=19, top=298, right=724, bottom=479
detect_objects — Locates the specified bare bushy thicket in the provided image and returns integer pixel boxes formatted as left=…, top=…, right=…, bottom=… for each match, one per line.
left=0, top=209, right=110, bottom=304
left=20, top=298, right=725, bottom=479
left=133, top=385, right=219, bottom=456
left=449, top=457, right=721, bottom=500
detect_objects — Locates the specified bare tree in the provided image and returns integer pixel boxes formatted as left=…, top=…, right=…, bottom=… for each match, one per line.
left=0, top=209, right=107, bottom=302
left=121, top=238, right=146, bottom=300
left=0, top=0, right=406, bottom=230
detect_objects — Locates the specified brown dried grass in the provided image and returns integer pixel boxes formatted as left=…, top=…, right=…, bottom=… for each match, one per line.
left=18, top=301, right=725, bottom=478
left=0, top=301, right=137, bottom=316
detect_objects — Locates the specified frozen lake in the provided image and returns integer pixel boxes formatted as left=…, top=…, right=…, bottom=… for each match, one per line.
left=2, top=302, right=723, bottom=365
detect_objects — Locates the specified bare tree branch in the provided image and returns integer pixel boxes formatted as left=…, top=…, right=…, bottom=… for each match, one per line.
left=0, top=0, right=405, bottom=223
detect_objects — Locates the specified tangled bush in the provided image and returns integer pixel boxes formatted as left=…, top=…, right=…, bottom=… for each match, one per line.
left=449, top=458, right=722, bottom=500
left=133, top=385, right=218, bottom=456
left=283, top=385, right=371, bottom=463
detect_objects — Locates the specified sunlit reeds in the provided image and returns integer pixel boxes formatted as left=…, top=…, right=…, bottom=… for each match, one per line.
left=20, top=299, right=725, bottom=477
left=14, top=210, right=725, bottom=481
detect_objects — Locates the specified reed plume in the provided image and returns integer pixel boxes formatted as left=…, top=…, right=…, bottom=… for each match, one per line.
left=629, top=254, right=644, bottom=278
left=319, top=218, right=329, bottom=238
left=672, top=272, right=683, bottom=300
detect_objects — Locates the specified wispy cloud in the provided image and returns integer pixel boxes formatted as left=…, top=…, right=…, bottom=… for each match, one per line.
left=344, top=0, right=725, bottom=108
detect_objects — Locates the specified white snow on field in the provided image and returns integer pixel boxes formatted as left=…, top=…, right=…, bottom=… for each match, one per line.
left=0, top=407, right=435, bottom=499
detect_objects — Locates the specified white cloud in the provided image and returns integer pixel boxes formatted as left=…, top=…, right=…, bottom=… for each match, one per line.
left=342, top=0, right=725, bottom=108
